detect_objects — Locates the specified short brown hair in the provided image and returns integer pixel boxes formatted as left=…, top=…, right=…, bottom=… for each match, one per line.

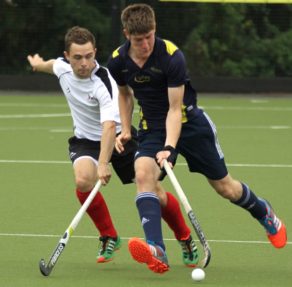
left=64, top=26, right=96, bottom=52
left=121, top=4, right=156, bottom=35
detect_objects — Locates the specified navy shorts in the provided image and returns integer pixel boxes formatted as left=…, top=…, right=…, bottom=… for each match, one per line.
left=68, top=127, right=138, bottom=184
left=136, top=109, right=228, bottom=180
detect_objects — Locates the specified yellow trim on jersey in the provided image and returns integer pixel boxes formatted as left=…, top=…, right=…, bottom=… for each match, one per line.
left=112, top=48, right=120, bottom=58
left=160, top=0, right=292, bottom=3
left=139, top=109, right=148, bottom=129
left=181, top=105, right=188, bottom=123
left=163, top=40, right=178, bottom=56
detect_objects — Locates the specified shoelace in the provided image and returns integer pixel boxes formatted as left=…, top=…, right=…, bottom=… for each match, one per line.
left=148, top=243, right=168, bottom=264
left=98, top=237, right=116, bottom=255
left=180, top=238, right=196, bottom=260
left=264, top=214, right=281, bottom=235
left=262, top=202, right=281, bottom=235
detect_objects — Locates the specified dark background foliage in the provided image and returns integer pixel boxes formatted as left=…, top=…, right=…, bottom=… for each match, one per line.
left=1, top=0, right=291, bottom=77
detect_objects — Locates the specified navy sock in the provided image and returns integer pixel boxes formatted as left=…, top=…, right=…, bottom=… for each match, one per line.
left=136, top=192, right=165, bottom=250
left=231, top=183, right=266, bottom=219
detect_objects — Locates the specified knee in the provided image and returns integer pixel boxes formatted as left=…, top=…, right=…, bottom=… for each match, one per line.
left=213, top=179, right=242, bottom=201
left=215, top=184, right=235, bottom=200
left=75, top=175, right=94, bottom=192
left=135, top=169, right=152, bottom=186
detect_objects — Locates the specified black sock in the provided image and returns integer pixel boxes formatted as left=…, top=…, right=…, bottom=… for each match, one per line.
left=136, top=192, right=165, bottom=250
left=231, top=183, right=267, bottom=220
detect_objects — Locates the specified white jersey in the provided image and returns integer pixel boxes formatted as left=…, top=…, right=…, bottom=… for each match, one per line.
left=53, top=57, right=121, bottom=141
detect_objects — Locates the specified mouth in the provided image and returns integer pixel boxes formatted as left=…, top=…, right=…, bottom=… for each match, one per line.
left=79, top=69, right=88, bottom=73
left=76, top=69, right=90, bottom=79
left=140, top=49, right=151, bottom=57
left=79, top=69, right=89, bottom=75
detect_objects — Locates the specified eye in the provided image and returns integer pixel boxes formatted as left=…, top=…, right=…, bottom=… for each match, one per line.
left=85, top=54, right=93, bottom=59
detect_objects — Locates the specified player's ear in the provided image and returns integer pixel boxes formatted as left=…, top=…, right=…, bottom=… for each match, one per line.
left=123, top=29, right=130, bottom=40
left=64, top=51, right=69, bottom=61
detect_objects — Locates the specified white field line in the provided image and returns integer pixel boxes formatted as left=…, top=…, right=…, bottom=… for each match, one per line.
left=0, top=126, right=290, bottom=132
left=0, top=105, right=291, bottom=120
left=136, top=106, right=292, bottom=113
left=217, top=125, right=291, bottom=130
left=0, top=159, right=292, bottom=168
left=0, top=159, right=70, bottom=164
left=197, top=106, right=292, bottom=112
left=0, top=103, right=67, bottom=108
left=2, top=102, right=292, bottom=111
left=0, top=127, right=72, bottom=132
left=0, top=232, right=290, bottom=245
left=50, top=129, right=72, bottom=132
left=49, top=125, right=292, bottom=132
left=0, top=113, right=70, bottom=119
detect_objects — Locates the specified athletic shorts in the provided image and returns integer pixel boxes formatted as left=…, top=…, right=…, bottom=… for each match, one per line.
left=136, top=109, right=228, bottom=180
left=68, top=127, right=138, bottom=184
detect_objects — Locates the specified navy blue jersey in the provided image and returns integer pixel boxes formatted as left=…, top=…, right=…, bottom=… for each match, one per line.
left=107, top=37, right=198, bottom=130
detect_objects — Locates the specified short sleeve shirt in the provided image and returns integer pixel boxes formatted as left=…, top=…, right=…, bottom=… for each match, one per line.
left=107, top=37, right=197, bottom=130
left=53, top=58, right=121, bottom=141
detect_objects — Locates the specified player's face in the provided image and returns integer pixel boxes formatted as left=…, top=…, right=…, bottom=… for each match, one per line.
left=127, top=30, right=155, bottom=61
left=64, top=42, right=96, bottom=79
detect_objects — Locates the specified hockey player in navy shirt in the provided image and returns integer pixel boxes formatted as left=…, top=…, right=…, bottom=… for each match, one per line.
left=108, top=3, right=287, bottom=274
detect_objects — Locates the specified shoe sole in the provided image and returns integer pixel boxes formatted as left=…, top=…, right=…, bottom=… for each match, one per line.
left=128, top=237, right=169, bottom=274
left=185, top=263, right=197, bottom=268
left=268, top=222, right=287, bottom=248
left=96, top=241, right=122, bottom=263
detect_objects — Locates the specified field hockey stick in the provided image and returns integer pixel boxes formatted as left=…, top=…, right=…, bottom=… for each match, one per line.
left=163, top=160, right=211, bottom=268
left=39, top=180, right=102, bottom=276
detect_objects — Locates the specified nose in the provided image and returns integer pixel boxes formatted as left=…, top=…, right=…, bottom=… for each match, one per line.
left=141, top=39, right=149, bottom=49
left=80, top=57, right=87, bottom=66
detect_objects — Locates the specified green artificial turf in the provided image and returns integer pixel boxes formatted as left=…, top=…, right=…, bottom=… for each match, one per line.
left=0, top=92, right=291, bottom=286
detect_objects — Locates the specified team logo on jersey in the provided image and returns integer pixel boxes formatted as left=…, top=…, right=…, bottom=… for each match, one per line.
left=134, top=75, right=150, bottom=83
left=66, top=87, right=71, bottom=96
left=87, top=93, right=98, bottom=103
left=87, top=93, right=95, bottom=101
left=150, top=66, right=162, bottom=74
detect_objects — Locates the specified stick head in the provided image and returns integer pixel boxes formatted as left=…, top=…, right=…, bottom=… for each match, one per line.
left=39, top=259, right=51, bottom=276
left=199, top=248, right=211, bottom=268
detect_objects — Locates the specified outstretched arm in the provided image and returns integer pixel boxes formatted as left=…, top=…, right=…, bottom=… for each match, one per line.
left=27, top=54, right=55, bottom=74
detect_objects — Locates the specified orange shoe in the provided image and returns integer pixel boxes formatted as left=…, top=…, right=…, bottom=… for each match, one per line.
left=259, top=199, right=287, bottom=248
left=267, top=222, right=287, bottom=249
left=128, top=237, right=169, bottom=274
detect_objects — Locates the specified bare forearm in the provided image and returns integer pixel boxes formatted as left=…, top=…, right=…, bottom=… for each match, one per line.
left=119, top=87, right=134, bottom=133
left=27, top=54, right=55, bottom=74
left=165, top=108, right=182, bottom=148
left=99, top=121, right=116, bottom=164
left=33, top=59, right=55, bottom=74
left=165, top=85, right=184, bottom=148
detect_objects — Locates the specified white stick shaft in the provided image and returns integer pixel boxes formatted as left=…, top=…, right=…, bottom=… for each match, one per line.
left=163, top=160, right=211, bottom=268
left=69, top=180, right=102, bottom=231
left=163, top=160, right=192, bottom=213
